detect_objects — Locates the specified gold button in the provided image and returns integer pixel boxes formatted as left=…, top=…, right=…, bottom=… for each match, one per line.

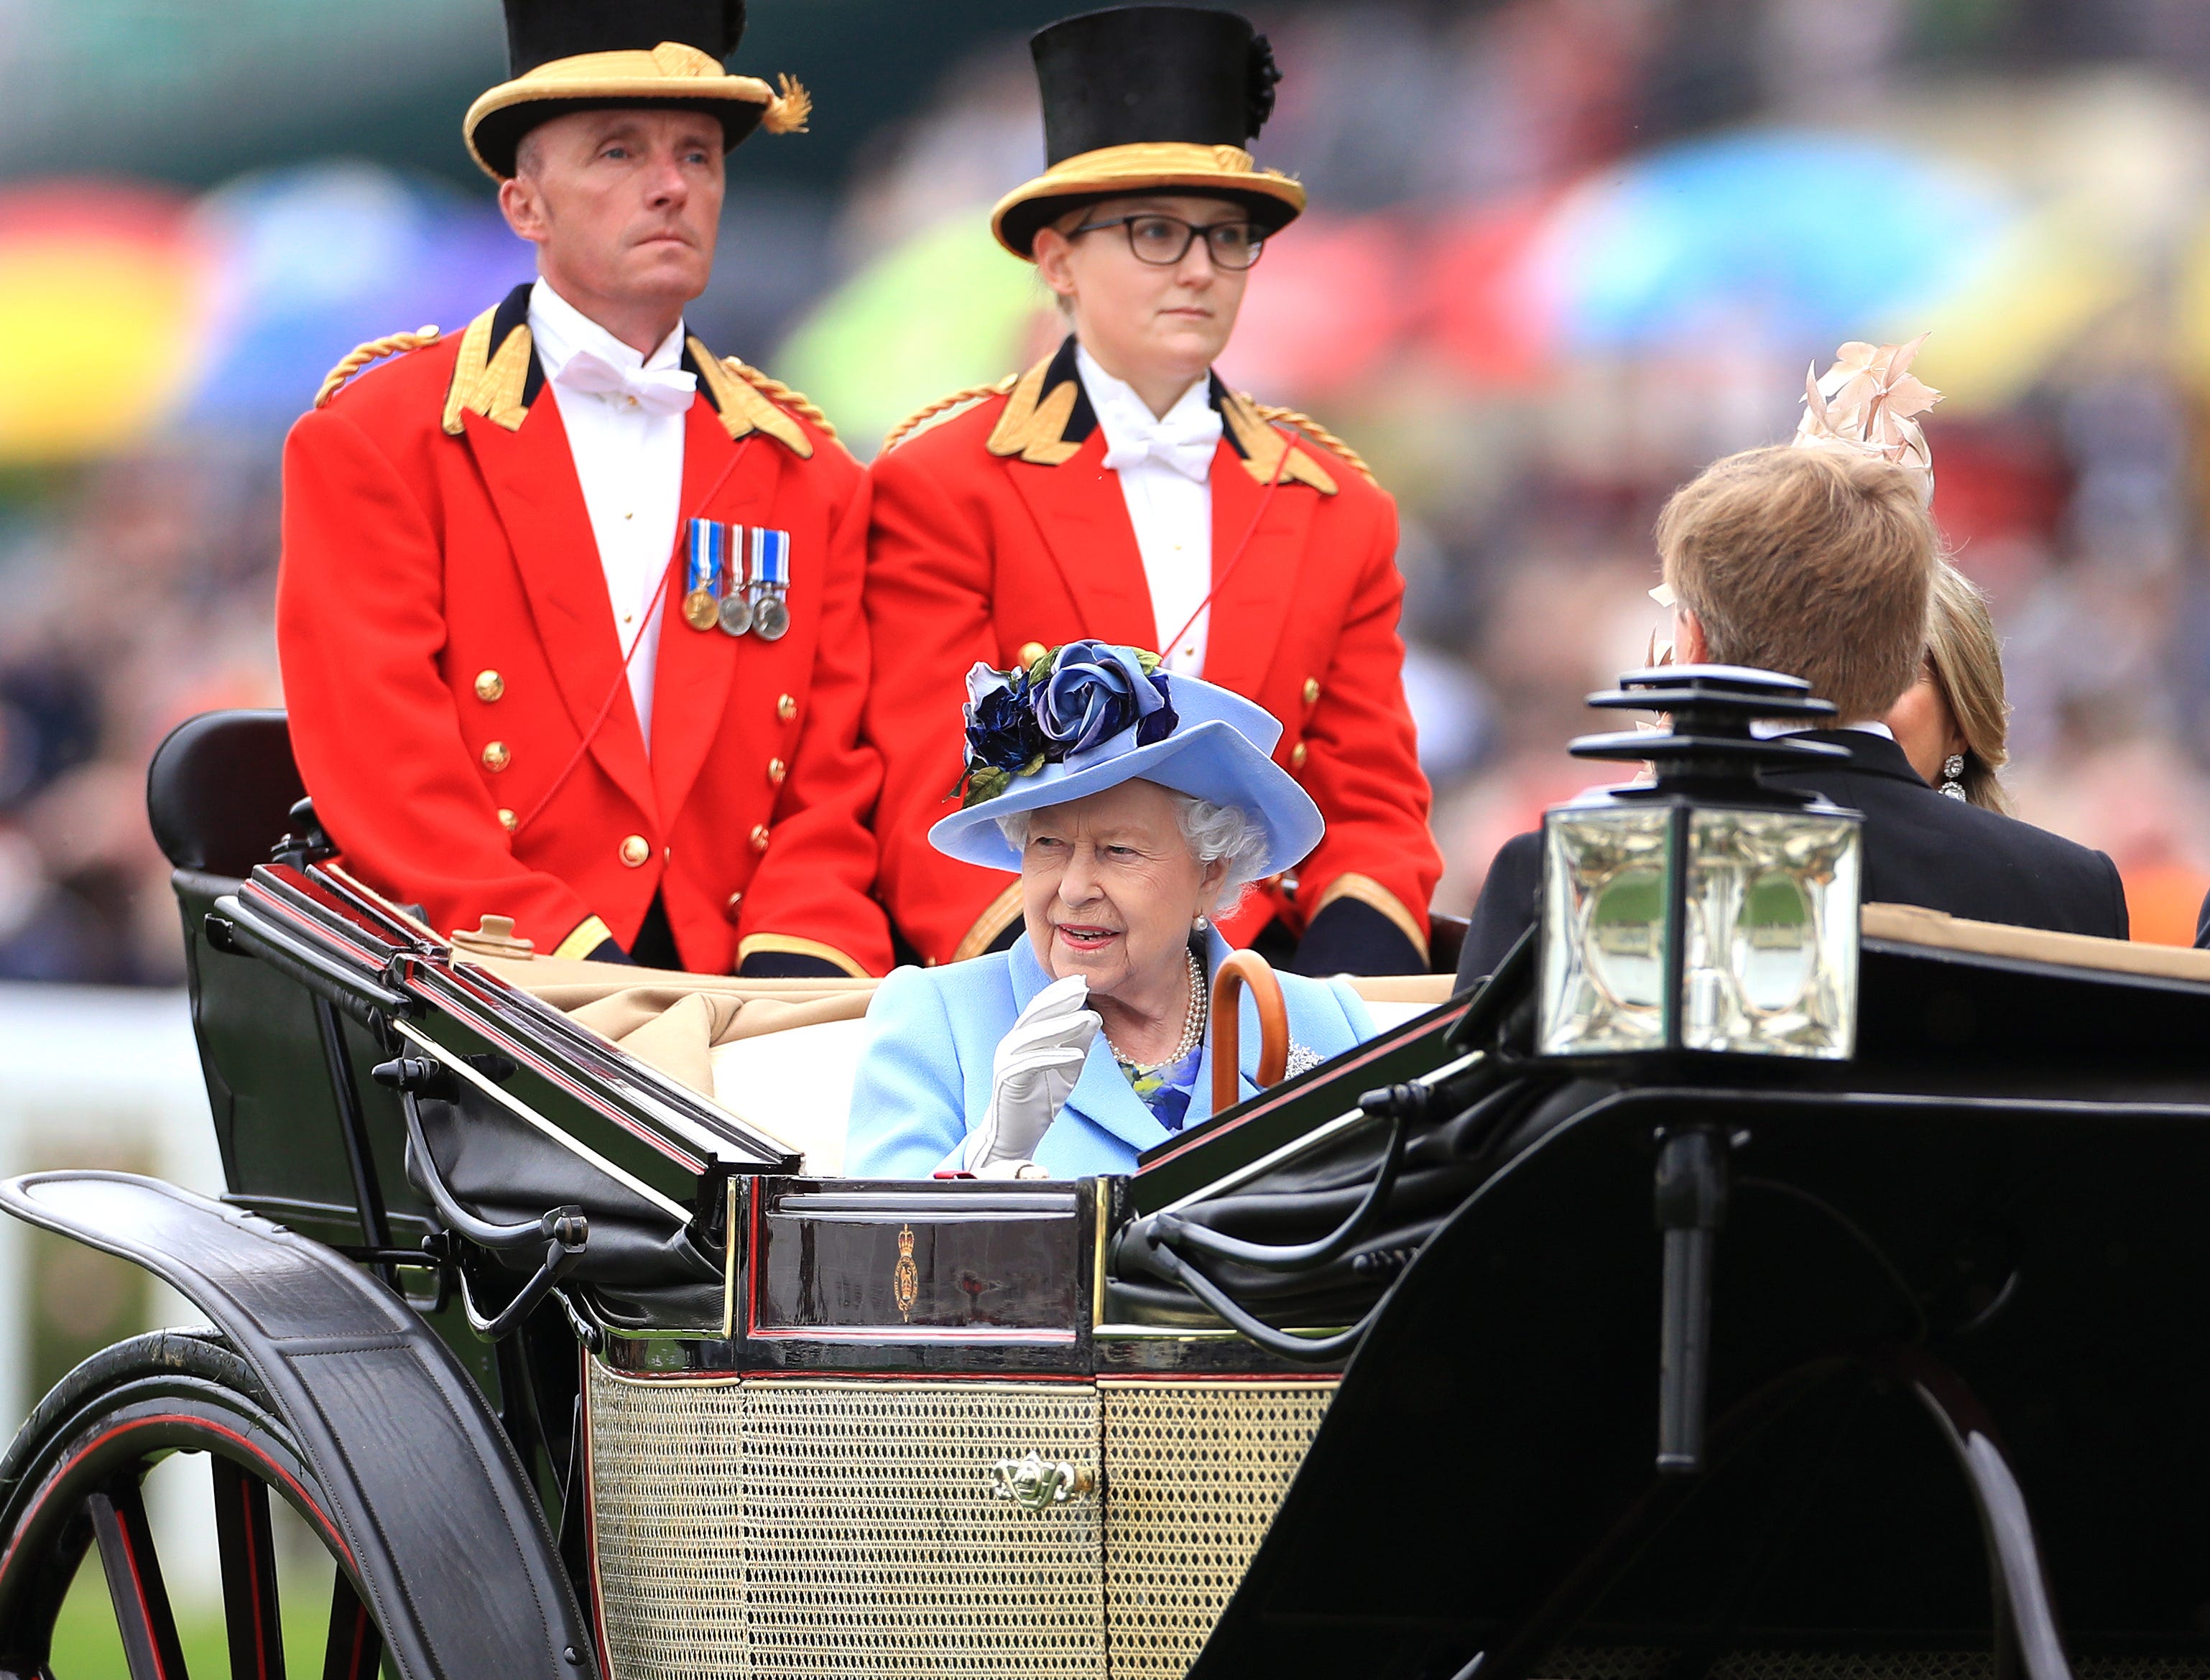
left=767, top=756, right=787, bottom=786
left=1302, top=677, right=1320, bottom=706
left=776, top=693, right=797, bottom=723
left=481, top=741, right=510, bottom=772
left=1017, top=641, right=1048, bottom=667
left=726, top=891, right=743, bottom=915
left=496, top=808, right=517, bottom=833
left=749, top=824, right=771, bottom=854
left=619, top=834, right=650, bottom=867
left=474, top=669, right=504, bottom=703
left=1290, top=742, right=1308, bottom=770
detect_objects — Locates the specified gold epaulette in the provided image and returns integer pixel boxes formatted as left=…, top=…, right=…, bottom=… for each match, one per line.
left=880, top=375, right=1021, bottom=454
left=313, top=325, right=440, bottom=409
left=1247, top=398, right=1377, bottom=484
left=722, top=357, right=838, bottom=442
left=443, top=308, right=531, bottom=435
left=985, top=357, right=1083, bottom=465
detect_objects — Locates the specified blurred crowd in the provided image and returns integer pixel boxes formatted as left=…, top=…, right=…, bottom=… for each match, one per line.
left=11, top=0, right=2210, bottom=983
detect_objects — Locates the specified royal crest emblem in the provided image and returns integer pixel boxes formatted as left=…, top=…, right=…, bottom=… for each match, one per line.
left=893, top=1223, right=918, bottom=1322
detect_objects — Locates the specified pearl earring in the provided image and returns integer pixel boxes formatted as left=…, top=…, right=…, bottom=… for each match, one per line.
left=1192, top=914, right=1208, bottom=930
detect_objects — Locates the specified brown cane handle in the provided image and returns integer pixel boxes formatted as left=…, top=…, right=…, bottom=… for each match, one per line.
left=1211, top=948, right=1290, bottom=1114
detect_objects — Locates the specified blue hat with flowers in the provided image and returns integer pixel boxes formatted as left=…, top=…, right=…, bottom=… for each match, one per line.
left=928, top=641, right=1325, bottom=876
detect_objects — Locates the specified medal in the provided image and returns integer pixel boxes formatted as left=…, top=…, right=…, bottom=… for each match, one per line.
left=716, top=525, right=752, bottom=636
left=682, top=519, right=726, bottom=635
left=749, top=526, right=792, bottom=642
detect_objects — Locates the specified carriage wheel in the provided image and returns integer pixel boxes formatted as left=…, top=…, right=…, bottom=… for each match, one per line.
left=0, top=1328, right=388, bottom=1680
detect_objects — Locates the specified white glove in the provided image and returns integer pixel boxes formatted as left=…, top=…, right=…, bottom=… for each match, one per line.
left=965, top=975, right=1101, bottom=1174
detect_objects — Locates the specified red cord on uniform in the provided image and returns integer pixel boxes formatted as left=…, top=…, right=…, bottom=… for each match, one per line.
left=507, top=436, right=755, bottom=838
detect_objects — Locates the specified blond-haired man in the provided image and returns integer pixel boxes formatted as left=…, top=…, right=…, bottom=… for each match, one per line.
left=1458, top=445, right=2127, bottom=984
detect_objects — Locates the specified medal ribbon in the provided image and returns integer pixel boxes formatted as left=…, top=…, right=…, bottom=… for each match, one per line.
left=686, top=518, right=724, bottom=600
left=726, top=524, right=752, bottom=597
left=749, top=528, right=790, bottom=600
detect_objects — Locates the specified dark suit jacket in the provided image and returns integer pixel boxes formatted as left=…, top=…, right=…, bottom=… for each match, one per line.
left=1458, top=729, right=2130, bottom=986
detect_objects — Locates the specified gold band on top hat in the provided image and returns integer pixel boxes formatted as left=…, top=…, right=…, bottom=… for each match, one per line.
left=990, top=140, right=1305, bottom=258
left=463, top=41, right=810, bottom=179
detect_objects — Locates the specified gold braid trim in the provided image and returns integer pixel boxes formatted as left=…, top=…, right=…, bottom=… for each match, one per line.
left=721, top=357, right=838, bottom=441
left=1247, top=399, right=1377, bottom=483
left=761, top=73, right=812, bottom=134
left=879, top=375, right=1020, bottom=454
left=315, top=325, right=440, bottom=409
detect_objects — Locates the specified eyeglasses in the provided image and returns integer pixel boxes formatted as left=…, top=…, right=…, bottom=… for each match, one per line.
left=1068, top=213, right=1266, bottom=270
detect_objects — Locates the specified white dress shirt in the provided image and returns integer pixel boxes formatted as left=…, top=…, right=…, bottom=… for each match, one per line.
left=1076, top=344, right=1221, bottom=674
left=527, top=278, right=694, bottom=751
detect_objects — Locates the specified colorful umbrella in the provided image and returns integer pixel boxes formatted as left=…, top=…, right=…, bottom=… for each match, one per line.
left=0, top=182, right=211, bottom=463
left=776, top=212, right=1049, bottom=454
left=1529, top=130, right=2013, bottom=352
left=183, top=163, right=532, bottom=430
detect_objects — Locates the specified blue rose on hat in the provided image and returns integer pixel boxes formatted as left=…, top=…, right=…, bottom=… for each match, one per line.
left=933, top=641, right=1323, bottom=879
left=1036, top=641, right=1178, bottom=755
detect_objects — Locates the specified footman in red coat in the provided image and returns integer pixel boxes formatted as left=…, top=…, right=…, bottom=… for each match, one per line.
left=277, top=0, right=889, bottom=978
left=866, top=5, right=1441, bottom=976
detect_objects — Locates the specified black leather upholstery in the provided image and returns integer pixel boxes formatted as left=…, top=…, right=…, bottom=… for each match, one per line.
left=146, top=709, right=305, bottom=877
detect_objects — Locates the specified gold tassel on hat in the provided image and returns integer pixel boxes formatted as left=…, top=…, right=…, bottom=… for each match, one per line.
left=762, top=74, right=811, bottom=135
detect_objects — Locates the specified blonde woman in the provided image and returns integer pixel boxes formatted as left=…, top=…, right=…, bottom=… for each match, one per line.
left=864, top=6, right=1438, bottom=980
left=1885, top=561, right=2013, bottom=814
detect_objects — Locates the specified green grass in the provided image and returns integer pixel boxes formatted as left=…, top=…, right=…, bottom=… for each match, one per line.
left=46, top=1564, right=227, bottom=1677
left=43, top=1508, right=369, bottom=1678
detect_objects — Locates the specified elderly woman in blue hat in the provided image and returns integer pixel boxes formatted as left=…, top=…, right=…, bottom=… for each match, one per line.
left=845, top=642, right=1376, bottom=1179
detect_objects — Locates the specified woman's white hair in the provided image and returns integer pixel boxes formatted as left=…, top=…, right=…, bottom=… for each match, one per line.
left=996, top=789, right=1270, bottom=908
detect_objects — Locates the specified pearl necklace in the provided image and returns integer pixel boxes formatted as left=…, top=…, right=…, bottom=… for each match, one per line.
left=1106, top=950, right=1208, bottom=1076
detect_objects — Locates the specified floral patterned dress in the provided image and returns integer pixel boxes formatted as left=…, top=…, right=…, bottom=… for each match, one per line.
left=1116, top=1045, right=1204, bottom=1133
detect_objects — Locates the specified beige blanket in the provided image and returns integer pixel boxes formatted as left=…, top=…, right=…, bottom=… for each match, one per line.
left=468, top=952, right=873, bottom=1095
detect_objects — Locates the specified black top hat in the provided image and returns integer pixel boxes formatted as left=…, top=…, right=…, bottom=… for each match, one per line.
left=464, top=0, right=810, bottom=180
left=991, top=6, right=1305, bottom=259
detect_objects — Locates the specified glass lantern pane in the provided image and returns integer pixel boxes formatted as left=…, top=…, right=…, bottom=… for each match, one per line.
left=1680, top=807, right=1861, bottom=1059
left=1538, top=806, right=1673, bottom=1057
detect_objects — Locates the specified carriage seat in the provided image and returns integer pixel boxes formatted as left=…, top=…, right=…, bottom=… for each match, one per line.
left=468, top=950, right=1452, bottom=1174
left=147, top=709, right=308, bottom=883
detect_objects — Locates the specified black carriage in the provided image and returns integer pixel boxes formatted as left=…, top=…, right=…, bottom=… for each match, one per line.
left=4, top=682, right=2210, bottom=1680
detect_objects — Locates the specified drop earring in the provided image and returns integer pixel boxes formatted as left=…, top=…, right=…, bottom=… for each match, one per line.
left=1939, top=753, right=1967, bottom=800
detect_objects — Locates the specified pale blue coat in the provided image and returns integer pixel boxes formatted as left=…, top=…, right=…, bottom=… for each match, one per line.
left=844, top=928, right=1376, bottom=1179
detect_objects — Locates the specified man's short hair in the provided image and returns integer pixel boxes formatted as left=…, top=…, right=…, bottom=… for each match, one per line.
left=1658, top=445, right=1938, bottom=722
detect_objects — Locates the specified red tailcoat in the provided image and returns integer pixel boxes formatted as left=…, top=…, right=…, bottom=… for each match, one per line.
left=866, top=340, right=1439, bottom=967
left=277, top=287, right=892, bottom=976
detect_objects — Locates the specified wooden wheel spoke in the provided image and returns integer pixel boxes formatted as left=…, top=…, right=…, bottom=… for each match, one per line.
left=320, top=1564, right=382, bottom=1680
left=211, top=1457, right=286, bottom=1680
left=90, top=1481, right=190, bottom=1680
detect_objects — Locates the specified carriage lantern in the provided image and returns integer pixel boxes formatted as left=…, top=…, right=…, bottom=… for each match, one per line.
left=1536, top=665, right=1863, bottom=1062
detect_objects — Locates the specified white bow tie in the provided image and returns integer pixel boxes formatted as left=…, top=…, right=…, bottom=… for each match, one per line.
left=1101, top=404, right=1223, bottom=482
left=554, top=348, right=697, bottom=417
